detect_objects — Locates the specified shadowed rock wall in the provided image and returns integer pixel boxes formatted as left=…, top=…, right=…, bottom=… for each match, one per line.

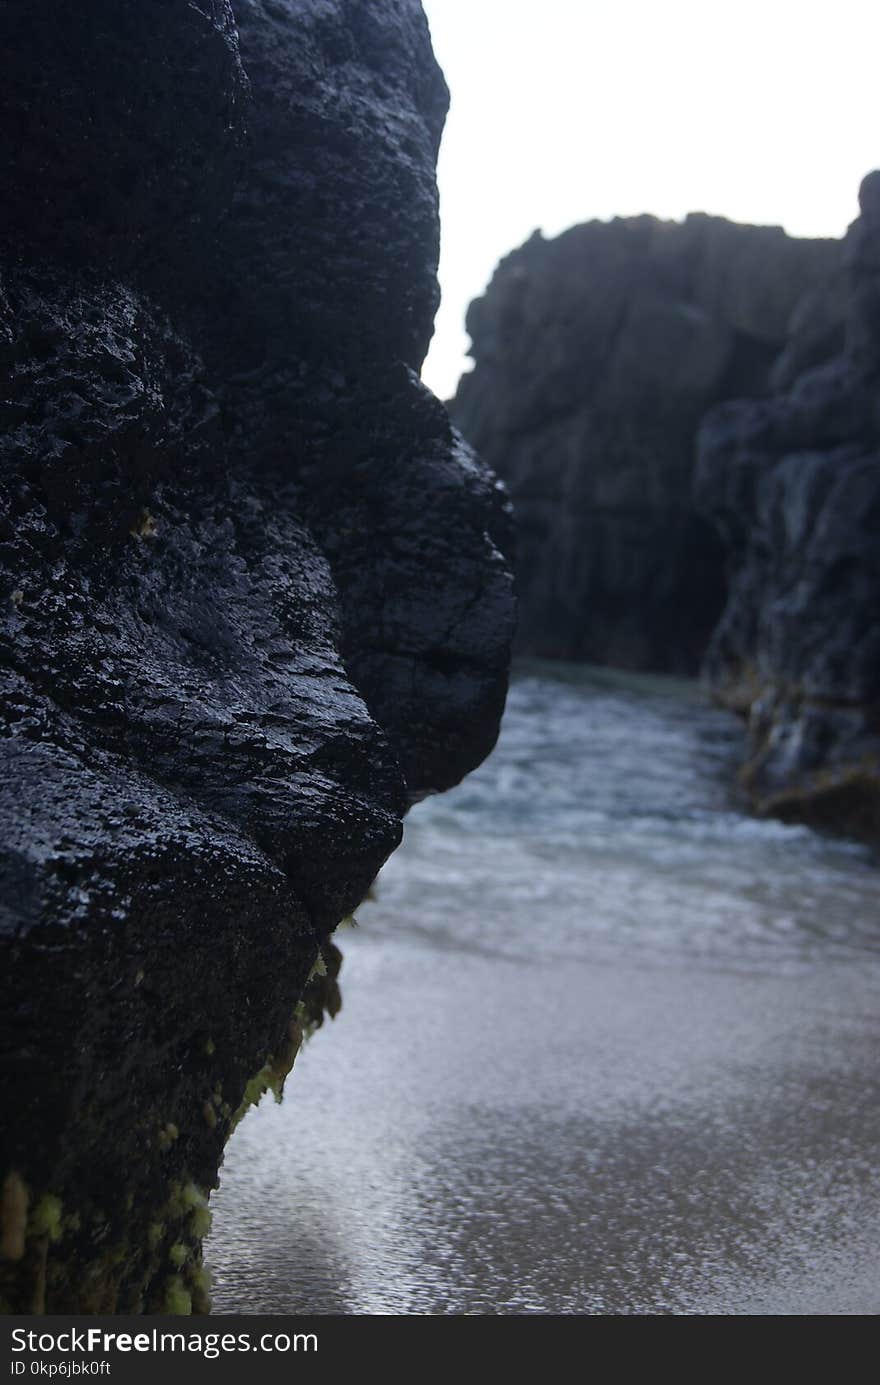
left=450, top=214, right=838, bottom=674
left=695, top=173, right=880, bottom=835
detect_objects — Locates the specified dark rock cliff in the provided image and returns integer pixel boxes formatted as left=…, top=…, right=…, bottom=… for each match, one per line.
left=450, top=215, right=838, bottom=674
left=0, top=0, right=513, bottom=1313
left=695, top=173, right=880, bottom=836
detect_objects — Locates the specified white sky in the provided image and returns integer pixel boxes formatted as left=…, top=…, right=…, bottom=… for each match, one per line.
left=420, top=0, right=880, bottom=400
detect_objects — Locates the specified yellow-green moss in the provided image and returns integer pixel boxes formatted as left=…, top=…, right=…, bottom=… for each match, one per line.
left=30, top=1194, right=64, bottom=1243
left=230, top=1013, right=305, bottom=1130
left=157, top=1122, right=179, bottom=1153
left=130, top=511, right=158, bottom=541
left=164, top=1276, right=192, bottom=1315
left=190, top=1207, right=212, bottom=1240
left=307, top=950, right=327, bottom=981
left=167, top=1182, right=208, bottom=1221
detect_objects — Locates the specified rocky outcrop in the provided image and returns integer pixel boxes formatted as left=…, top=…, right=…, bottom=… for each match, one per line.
left=450, top=215, right=839, bottom=674
left=695, top=173, right=880, bottom=836
left=0, top=0, right=513, bottom=1313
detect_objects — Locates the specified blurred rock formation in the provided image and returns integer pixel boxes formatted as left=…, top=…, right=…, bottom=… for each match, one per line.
left=696, top=172, right=880, bottom=835
left=451, top=214, right=838, bottom=674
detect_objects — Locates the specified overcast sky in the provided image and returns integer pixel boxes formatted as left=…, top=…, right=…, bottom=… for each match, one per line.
left=420, top=0, right=880, bottom=400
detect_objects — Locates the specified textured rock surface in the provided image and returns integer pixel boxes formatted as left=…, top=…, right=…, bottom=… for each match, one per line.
left=695, top=173, right=880, bottom=835
left=450, top=215, right=838, bottom=673
left=0, top=0, right=513, bottom=1313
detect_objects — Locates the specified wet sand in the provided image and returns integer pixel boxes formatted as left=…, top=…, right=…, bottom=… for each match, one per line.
left=207, top=665, right=880, bottom=1314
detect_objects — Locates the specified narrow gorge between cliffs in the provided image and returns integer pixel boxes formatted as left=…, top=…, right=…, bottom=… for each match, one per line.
left=3, top=0, right=879, bottom=1324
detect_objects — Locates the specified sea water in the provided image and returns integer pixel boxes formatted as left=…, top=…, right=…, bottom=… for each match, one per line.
left=207, top=662, right=880, bottom=1314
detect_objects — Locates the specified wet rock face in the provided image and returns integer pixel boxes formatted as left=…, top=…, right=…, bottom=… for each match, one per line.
left=450, top=215, right=838, bottom=674
left=0, top=1, right=247, bottom=271
left=188, top=0, right=514, bottom=794
left=0, top=1, right=513, bottom=1312
left=695, top=173, right=880, bottom=835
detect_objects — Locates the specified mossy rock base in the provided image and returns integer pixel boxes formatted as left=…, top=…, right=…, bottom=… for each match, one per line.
left=0, top=942, right=343, bottom=1314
